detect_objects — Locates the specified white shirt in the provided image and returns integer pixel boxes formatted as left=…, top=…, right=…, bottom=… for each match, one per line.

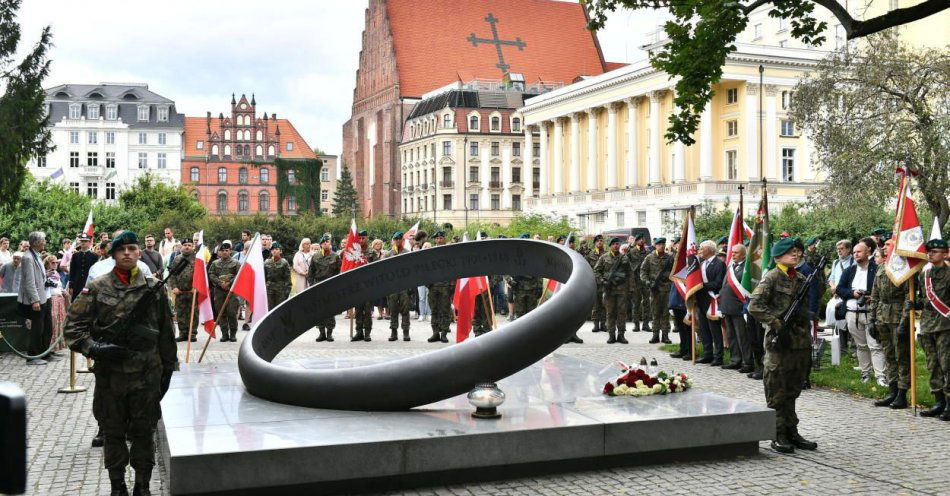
left=0, top=249, right=11, bottom=267
left=846, top=263, right=870, bottom=310
left=86, top=259, right=153, bottom=286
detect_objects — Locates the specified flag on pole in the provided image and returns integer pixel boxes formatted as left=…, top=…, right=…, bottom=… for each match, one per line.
left=230, top=233, right=269, bottom=324
left=885, top=175, right=924, bottom=285
left=741, top=196, right=772, bottom=294
left=671, top=207, right=703, bottom=300
left=193, top=233, right=216, bottom=336
left=930, top=217, right=943, bottom=243
left=544, top=232, right=572, bottom=295
left=725, top=206, right=750, bottom=301
left=453, top=233, right=488, bottom=343
left=82, top=210, right=95, bottom=237
left=340, top=218, right=366, bottom=272
left=403, top=220, right=420, bottom=252
left=50, top=168, right=64, bottom=182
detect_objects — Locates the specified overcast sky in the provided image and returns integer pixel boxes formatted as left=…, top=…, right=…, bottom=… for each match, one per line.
left=17, top=1, right=665, bottom=156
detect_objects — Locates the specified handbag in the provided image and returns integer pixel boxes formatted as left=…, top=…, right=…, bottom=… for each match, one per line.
left=834, top=300, right=847, bottom=321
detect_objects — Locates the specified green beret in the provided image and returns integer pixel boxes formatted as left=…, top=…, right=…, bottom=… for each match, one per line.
left=671, top=237, right=680, bottom=244
left=180, top=238, right=194, bottom=245
left=270, top=241, right=281, bottom=250
left=556, top=235, right=566, bottom=243
left=926, top=238, right=948, bottom=251
left=358, top=230, right=368, bottom=237
left=771, top=237, right=797, bottom=257
left=793, top=238, right=805, bottom=252
left=634, top=233, right=645, bottom=240
left=654, top=237, right=667, bottom=244
left=593, top=235, right=603, bottom=242
left=219, top=241, right=232, bottom=250
left=320, top=234, right=332, bottom=243
left=478, top=231, right=488, bottom=238
left=717, top=236, right=728, bottom=245
left=391, top=231, right=403, bottom=241
left=608, top=237, right=621, bottom=246
left=884, top=231, right=893, bottom=241
left=520, top=233, right=530, bottom=239
left=871, top=228, right=886, bottom=236
left=109, top=231, right=139, bottom=254
left=805, top=237, right=819, bottom=246
left=433, top=231, right=446, bottom=238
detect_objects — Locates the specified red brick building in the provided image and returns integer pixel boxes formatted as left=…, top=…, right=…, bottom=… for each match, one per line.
left=182, top=94, right=316, bottom=215
left=342, top=0, right=612, bottom=218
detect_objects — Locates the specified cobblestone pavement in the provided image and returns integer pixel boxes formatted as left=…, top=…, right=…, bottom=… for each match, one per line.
left=3, top=313, right=949, bottom=496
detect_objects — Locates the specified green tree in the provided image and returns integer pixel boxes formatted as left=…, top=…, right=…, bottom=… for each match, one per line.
left=332, top=163, right=360, bottom=218
left=119, top=173, right=206, bottom=221
left=584, top=0, right=949, bottom=145
left=0, top=0, right=53, bottom=211
left=790, top=32, right=949, bottom=232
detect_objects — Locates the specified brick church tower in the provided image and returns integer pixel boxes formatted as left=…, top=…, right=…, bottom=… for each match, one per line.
left=342, top=0, right=610, bottom=218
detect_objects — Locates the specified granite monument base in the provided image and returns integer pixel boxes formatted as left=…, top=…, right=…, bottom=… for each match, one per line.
left=159, top=354, right=774, bottom=495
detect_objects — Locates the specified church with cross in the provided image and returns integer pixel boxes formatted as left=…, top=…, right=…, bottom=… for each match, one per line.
left=342, top=0, right=617, bottom=218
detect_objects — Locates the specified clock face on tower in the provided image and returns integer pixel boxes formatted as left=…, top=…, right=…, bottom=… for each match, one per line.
left=241, top=103, right=248, bottom=109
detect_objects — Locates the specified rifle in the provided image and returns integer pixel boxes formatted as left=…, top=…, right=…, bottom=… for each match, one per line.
left=654, top=252, right=674, bottom=290
left=769, top=256, right=827, bottom=350
left=602, top=253, right=625, bottom=291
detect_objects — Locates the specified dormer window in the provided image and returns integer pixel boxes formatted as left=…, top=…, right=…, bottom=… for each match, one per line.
left=286, top=142, right=294, bottom=151
left=512, top=117, right=521, bottom=132
left=469, top=115, right=479, bottom=131
left=443, top=114, right=451, bottom=128
left=137, top=105, right=149, bottom=122
left=105, top=105, right=118, bottom=120
left=69, top=104, right=81, bottom=120
left=87, top=104, right=100, bottom=120
left=491, top=116, right=500, bottom=131
left=157, top=106, right=169, bottom=122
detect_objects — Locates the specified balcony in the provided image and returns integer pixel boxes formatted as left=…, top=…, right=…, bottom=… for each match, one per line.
left=489, top=180, right=503, bottom=189
left=82, top=166, right=103, bottom=177
left=419, top=183, right=428, bottom=191
left=439, top=180, right=454, bottom=188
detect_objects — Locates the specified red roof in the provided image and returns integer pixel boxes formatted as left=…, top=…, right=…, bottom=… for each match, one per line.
left=386, top=0, right=607, bottom=98
left=182, top=116, right=315, bottom=159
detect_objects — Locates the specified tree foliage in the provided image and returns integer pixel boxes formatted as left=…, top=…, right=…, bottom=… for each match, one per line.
left=275, top=158, right=322, bottom=216
left=584, top=0, right=949, bottom=145
left=119, top=173, right=206, bottom=221
left=790, top=32, right=950, bottom=231
left=332, top=162, right=360, bottom=217
left=0, top=0, right=53, bottom=212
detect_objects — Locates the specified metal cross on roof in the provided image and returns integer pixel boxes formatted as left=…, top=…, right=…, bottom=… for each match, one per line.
left=467, top=13, right=526, bottom=75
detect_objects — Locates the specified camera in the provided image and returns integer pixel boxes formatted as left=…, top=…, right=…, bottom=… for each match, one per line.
left=44, top=278, right=57, bottom=288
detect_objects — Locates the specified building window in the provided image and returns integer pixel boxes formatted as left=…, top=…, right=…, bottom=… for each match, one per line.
left=105, top=152, right=115, bottom=168
left=615, top=211, right=625, bottom=226
left=512, top=166, right=521, bottom=183
left=87, top=182, right=98, bottom=198
left=224, top=144, right=231, bottom=156
left=443, top=114, right=451, bottom=128
left=36, top=155, right=46, bottom=167
left=320, top=167, right=329, bottom=182
left=217, top=167, right=227, bottom=183
left=490, top=167, right=500, bottom=184
left=469, top=141, right=479, bottom=156
left=469, top=115, right=479, bottom=131
left=469, top=193, right=478, bottom=210
left=69, top=152, right=79, bottom=168
left=780, top=120, right=795, bottom=137
left=490, top=194, right=500, bottom=210
left=268, top=145, right=275, bottom=156
left=238, top=167, right=248, bottom=184
left=782, top=148, right=795, bottom=182
left=754, top=23, right=762, bottom=39
left=69, top=104, right=81, bottom=119
left=287, top=196, right=297, bottom=211
left=532, top=167, right=540, bottom=190
left=782, top=91, right=793, bottom=110
left=512, top=118, right=521, bottom=132
left=512, top=194, right=521, bottom=211
left=512, top=142, right=521, bottom=157
left=157, top=106, right=168, bottom=122
left=469, top=166, right=479, bottom=183
left=69, top=131, right=79, bottom=144
left=69, top=182, right=80, bottom=193
left=321, top=190, right=329, bottom=201
left=442, top=141, right=451, bottom=156
left=637, top=210, right=647, bottom=225
left=238, top=191, right=249, bottom=212
left=87, top=152, right=98, bottom=167
left=727, top=120, right=738, bottom=137
left=217, top=191, right=227, bottom=212
left=138, top=152, right=147, bottom=169
left=196, top=140, right=204, bottom=149
left=727, top=88, right=738, bottom=104
left=87, top=105, right=99, bottom=120
left=491, top=116, right=500, bottom=131
left=533, top=141, right=540, bottom=157
left=443, top=194, right=452, bottom=209
left=137, top=105, right=149, bottom=121
left=255, top=145, right=263, bottom=157
left=106, top=131, right=115, bottom=144
left=105, top=105, right=117, bottom=120
left=224, top=129, right=231, bottom=140
left=105, top=182, right=116, bottom=200
left=287, top=170, right=296, bottom=184
left=158, top=132, right=166, bottom=145
left=190, top=167, right=199, bottom=182
left=212, top=144, right=219, bottom=156
left=88, top=131, right=97, bottom=144
left=259, top=192, right=270, bottom=212
left=778, top=17, right=787, bottom=32
left=256, top=130, right=263, bottom=141
left=260, top=167, right=269, bottom=183
left=138, top=132, right=147, bottom=145
left=491, top=142, right=500, bottom=156
left=726, top=150, right=738, bottom=180
left=286, top=142, right=294, bottom=151
left=236, top=144, right=243, bottom=156
left=157, top=153, right=167, bottom=169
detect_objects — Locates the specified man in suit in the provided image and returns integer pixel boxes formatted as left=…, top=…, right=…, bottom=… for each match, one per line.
left=68, top=234, right=99, bottom=297
left=721, top=244, right=755, bottom=372
left=835, top=237, right=886, bottom=385
left=695, top=240, right=727, bottom=365
left=19, top=231, right=57, bottom=365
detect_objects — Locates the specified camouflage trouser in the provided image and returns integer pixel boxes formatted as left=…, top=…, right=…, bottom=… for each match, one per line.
left=388, top=290, right=411, bottom=331
left=474, top=293, right=492, bottom=333
left=266, top=290, right=289, bottom=312
left=174, top=291, right=197, bottom=338
left=763, top=348, right=811, bottom=439
left=629, top=281, right=650, bottom=322
left=511, top=289, right=540, bottom=318
left=428, top=286, right=453, bottom=333
left=591, top=286, right=605, bottom=321
left=355, top=301, right=373, bottom=332
left=93, top=369, right=162, bottom=471
left=213, top=290, right=239, bottom=337
left=603, top=290, right=628, bottom=333
left=919, top=330, right=950, bottom=396
left=877, top=321, right=912, bottom=390
left=650, top=289, right=671, bottom=332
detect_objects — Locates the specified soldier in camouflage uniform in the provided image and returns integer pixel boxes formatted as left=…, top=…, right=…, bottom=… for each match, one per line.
left=586, top=235, right=607, bottom=333
left=472, top=232, right=494, bottom=336
left=804, top=237, right=822, bottom=271
left=263, top=242, right=291, bottom=310
left=626, top=234, right=650, bottom=332
left=594, top=237, right=633, bottom=344
left=64, top=231, right=178, bottom=496
left=354, top=230, right=378, bottom=342
left=169, top=238, right=197, bottom=342
left=868, top=245, right=911, bottom=409
left=427, top=231, right=453, bottom=343
left=748, top=238, right=818, bottom=454
left=208, top=241, right=240, bottom=342
left=382, top=231, right=412, bottom=341
left=904, top=238, right=950, bottom=419
left=640, top=238, right=672, bottom=342
left=308, top=234, right=341, bottom=342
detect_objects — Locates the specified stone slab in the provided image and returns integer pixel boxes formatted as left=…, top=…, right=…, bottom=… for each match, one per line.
left=158, top=354, right=774, bottom=495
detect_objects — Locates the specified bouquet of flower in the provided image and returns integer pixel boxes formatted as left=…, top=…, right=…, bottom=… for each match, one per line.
left=603, top=363, right=693, bottom=397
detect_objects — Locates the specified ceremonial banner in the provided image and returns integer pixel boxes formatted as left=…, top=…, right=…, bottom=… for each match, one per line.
left=671, top=207, right=702, bottom=300
left=741, top=195, right=772, bottom=294
left=340, top=218, right=366, bottom=273
left=82, top=210, right=94, bottom=237
left=885, top=175, right=924, bottom=285
left=231, top=233, right=269, bottom=324
left=725, top=206, right=749, bottom=301
left=193, top=236, right=216, bottom=337
left=402, top=221, right=420, bottom=252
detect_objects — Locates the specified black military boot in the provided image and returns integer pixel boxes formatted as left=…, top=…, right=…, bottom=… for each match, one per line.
left=567, top=332, right=584, bottom=344
left=109, top=468, right=129, bottom=496
left=648, top=331, right=660, bottom=344
left=440, top=330, right=449, bottom=343
left=132, top=467, right=152, bottom=496
left=175, top=335, right=187, bottom=342
left=616, top=330, right=628, bottom=344
left=219, top=330, right=229, bottom=342
left=315, top=328, right=327, bottom=342
left=633, top=321, right=641, bottom=333
left=789, top=431, right=817, bottom=450
left=351, top=329, right=365, bottom=342
left=592, top=321, right=604, bottom=333
left=403, top=329, right=411, bottom=341
left=427, top=330, right=441, bottom=342
left=363, top=329, right=372, bottom=342
left=940, top=408, right=950, bottom=421
left=889, top=389, right=908, bottom=409
left=326, top=329, right=334, bottom=342
left=661, top=331, right=672, bottom=344
left=874, top=383, right=898, bottom=407
left=770, top=437, right=795, bottom=454
left=607, top=330, right=617, bottom=344
left=388, top=328, right=398, bottom=341
left=642, top=321, right=652, bottom=333
left=91, top=429, right=104, bottom=447
left=920, top=392, right=945, bottom=417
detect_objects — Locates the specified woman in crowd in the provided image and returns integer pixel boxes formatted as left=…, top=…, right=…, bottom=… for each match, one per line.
left=371, top=238, right=388, bottom=319
left=44, top=255, right=68, bottom=353
left=292, top=238, right=313, bottom=296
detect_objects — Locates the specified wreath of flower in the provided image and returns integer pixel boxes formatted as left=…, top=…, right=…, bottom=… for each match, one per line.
left=603, top=367, right=693, bottom=397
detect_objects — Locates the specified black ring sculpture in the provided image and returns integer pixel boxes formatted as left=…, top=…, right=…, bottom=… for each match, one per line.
left=238, top=239, right=595, bottom=410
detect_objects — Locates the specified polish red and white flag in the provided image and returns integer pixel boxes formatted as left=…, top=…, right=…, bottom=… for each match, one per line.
left=453, top=234, right=489, bottom=342
left=340, top=218, right=366, bottom=273
left=402, top=221, right=420, bottom=252
left=192, top=232, right=216, bottom=336
left=230, top=233, right=269, bottom=324
left=671, top=207, right=703, bottom=301
left=885, top=175, right=924, bottom=285
left=725, top=206, right=750, bottom=301
left=82, top=210, right=94, bottom=237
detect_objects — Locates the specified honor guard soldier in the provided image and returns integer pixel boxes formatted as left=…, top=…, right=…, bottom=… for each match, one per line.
left=804, top=237, right=822, bottom=270
left=208, top=241, right=240, bottom=342
left=354, top=230, right=378, bottom=341
left=426, top=231, right=453, bottom=343
left=263, top=242, right=291, bottom=310
left=64, top=231, right=178, bottom=496
left=169, top=238, right=197, bottom=342
left=640, top=238, right=673, bottom=343
left=594, top=237, right=633, bottom=344
left=586, top=235, right=607, bottom=333
left=904, top=238, right=950, bottom=419
left=308, top=235, right=341, bottom=342
left=867, top=243, right=910, bottom=409
left=626, top=234, right=650, bottom=332
left=748, top=238, right=818, bottom=453
left=382, top=231, right=412, bottom=341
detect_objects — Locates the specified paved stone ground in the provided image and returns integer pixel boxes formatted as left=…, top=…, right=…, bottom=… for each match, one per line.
left=3, top=313, right=949, bottom=496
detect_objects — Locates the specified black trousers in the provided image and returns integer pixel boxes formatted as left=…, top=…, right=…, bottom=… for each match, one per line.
left=697, top=301, right=724, bottom=361
left=27, top=300, right=53, bottom=357
left=672, top=309, right=691, bottom=356
left=747, top=315, right=765, bottom=371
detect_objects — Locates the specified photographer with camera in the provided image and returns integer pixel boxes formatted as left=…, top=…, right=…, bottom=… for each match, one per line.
left=835, top=237, right=887, bottom=386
